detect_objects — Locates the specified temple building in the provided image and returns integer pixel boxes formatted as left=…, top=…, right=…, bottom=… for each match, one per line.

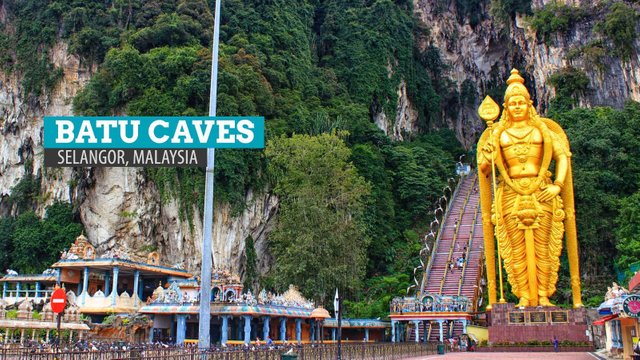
left=389, top=294, right=473, bottom=343
left=595, top=279, right=640, bottom=359
left=0, top=234, right=388, bottom=344
left=49, top=235, right=192, bottom=320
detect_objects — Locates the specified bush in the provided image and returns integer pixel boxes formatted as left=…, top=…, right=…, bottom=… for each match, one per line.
left=529, top=2, right=587, bottom=44
left=566, top=41, right=607, bottom=74
left=595, top=2, right=639, bottom=61
left=548, top=66, right=589, bottom=112
left=102, top=313, right=117, bottom=325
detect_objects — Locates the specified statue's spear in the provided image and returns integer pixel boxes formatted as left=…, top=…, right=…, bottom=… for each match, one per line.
left=478, top=95, right=506, bottom=308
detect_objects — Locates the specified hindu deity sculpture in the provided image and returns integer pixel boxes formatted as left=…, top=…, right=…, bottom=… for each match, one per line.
left=477, top=69, right=583, bottom=308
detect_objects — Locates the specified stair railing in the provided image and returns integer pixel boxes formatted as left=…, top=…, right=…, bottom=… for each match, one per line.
left=457, top=176, right=481, bottom=297
left=438, top=178, right=474, bottom=294
left=420, top=175, right=464, bottom=295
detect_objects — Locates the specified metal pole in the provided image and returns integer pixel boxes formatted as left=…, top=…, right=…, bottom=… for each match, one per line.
left=337, top=296, right=342, bottom=360
left=56, top=313, right=61, bottom=351
left=199, top=0, right=222, bottom=350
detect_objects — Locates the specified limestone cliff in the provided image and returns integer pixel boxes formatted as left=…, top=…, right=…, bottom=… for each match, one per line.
left=406, top=0, right=640, bottom=148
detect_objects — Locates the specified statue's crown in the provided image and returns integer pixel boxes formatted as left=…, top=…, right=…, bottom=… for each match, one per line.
left=504, top=69, right=531, bottom=102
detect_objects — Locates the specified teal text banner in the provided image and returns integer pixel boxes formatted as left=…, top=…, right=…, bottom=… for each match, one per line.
left=44, top=116, right=264, bottom=149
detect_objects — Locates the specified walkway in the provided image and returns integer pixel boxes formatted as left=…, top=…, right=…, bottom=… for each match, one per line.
left=403, top=352, right=603, bottom=360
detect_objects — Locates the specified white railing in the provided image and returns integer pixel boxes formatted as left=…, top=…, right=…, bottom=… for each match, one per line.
left=79, top=290, right=142, bottom=310
left=2, top=290, right=53, bottom=304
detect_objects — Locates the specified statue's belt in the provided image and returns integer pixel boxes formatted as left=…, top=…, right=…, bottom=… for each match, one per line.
left=500, top=177, right=554, bottom=213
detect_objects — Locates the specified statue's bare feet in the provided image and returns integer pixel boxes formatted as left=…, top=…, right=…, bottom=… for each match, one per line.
left=539, top=297, right=555, bottom=306
left=516, top=298, right=529, bottom=307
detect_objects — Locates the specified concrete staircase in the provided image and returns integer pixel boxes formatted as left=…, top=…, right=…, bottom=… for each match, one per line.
left=409, top=174, right=485, bottom=342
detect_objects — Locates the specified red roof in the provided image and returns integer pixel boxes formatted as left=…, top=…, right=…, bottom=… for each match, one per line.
left=592, top=314, right=618, bottom=326
left=630, top=271, right=640, bottom=292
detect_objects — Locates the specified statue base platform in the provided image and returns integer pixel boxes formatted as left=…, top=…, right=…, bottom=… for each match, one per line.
left=488, top=303, right=589, bottom=344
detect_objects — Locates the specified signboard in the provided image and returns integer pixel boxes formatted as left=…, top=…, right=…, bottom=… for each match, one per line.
left=508, top=312, right=525, bottom=324
left=50, top=288, right=67, bottom=314
left=550, top=311, right=569, bottom=323
left=529, top=311, right=547, bottom=324
left=623, top=295, right=640, bottom=317
left=43, top=116, right=265, bottom=167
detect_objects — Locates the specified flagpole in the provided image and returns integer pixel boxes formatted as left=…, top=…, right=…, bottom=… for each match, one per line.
left=336, top=289, right=342, bottom=360
left=199, top=0, right=222, bottom=350
left=337, top=298, right=342, bottom=360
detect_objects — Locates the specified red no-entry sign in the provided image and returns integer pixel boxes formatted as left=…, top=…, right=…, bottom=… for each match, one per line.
left=50, top=288, right=67, bottom=314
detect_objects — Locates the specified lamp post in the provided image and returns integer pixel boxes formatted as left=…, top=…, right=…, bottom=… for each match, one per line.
left=199, top=0, right=222, bottom=350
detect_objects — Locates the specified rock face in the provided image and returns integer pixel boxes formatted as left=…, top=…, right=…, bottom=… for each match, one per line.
left=405, top=0, right=640, bottom=148
left=0, top=43, right=279, bottom=278
left=373, top=80, right=420, bottom=141
left=1, top=0, right=639, bottom=280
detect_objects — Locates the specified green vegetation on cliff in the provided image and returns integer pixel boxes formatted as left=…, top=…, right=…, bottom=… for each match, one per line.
left=0, top=202, right=84, bottom=274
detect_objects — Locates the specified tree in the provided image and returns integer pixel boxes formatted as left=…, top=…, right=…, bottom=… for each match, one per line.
left=10, top=202, right=83, bottom=274
left=243, top=235, right=258, bottom=292
left=266, top=133, right=371, bottom=302
left=615, top=191, right=640, bottom=273
left=0, top=217, right=15, bottom=272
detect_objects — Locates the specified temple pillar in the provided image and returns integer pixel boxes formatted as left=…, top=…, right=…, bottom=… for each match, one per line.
left=20, top=329, right=24, bottom=345
left=422, top=321, right=428, bottom=343
left=332, top=328, right=336, bottom=341
left=138, top=276, right=144, bottom=301
left=69, top=330, right=74, bottom=342
left=133, top=270, right=140, bottom=306
left=437, top=320, right=444, bottom=343
left=104, top=272, right=111, bottom=297
left=55, top=269, right=61, bottom=285
left=15, top=282, right=21, bottom=298
left=461, top=319, right=467, bottom=334
left=262, top=316, right=270, bottom=341
left=221, top=315, right=230, bottom=345
left=148, top=315, right=155, bottom=343
left=365, top=328, right=369, bottom=342
left=310, top=320, right=315, bottom=342
left=413, top=320, right=420, bottom=343
left=279, top=317, right=287, bottom=341
left=391, top=320, right=396, bottom=343
left=616, top=320, right=623, bottom=348
left=244, top=315, right=252, bottom=345
left=81, top=267, right=89, bottom=305
left=176, top=314, right=187, bottom=345
left=295, top=318, right=302, bottom=343
left=111, top=266, right=119, bottom=307
left=31, top=329, right=35, bottom=341
left=3, top=282, right=6, bottom=298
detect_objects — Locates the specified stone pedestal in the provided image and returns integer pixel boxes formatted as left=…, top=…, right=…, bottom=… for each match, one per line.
left=488, top=303, right=589, bottom=344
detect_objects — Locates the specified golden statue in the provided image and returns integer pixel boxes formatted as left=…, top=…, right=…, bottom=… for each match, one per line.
left=476, top=69, right=583, bottom=308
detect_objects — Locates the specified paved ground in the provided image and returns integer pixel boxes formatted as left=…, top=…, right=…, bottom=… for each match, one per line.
left=403, top=352, right=604, bottom=360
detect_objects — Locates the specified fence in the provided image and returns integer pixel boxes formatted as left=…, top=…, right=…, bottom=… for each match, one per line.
left=0, top=343, right=437, bottom=360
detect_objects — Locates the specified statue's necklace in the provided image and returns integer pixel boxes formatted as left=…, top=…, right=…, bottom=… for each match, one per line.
left=506, top=127, right=534, bottom=169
